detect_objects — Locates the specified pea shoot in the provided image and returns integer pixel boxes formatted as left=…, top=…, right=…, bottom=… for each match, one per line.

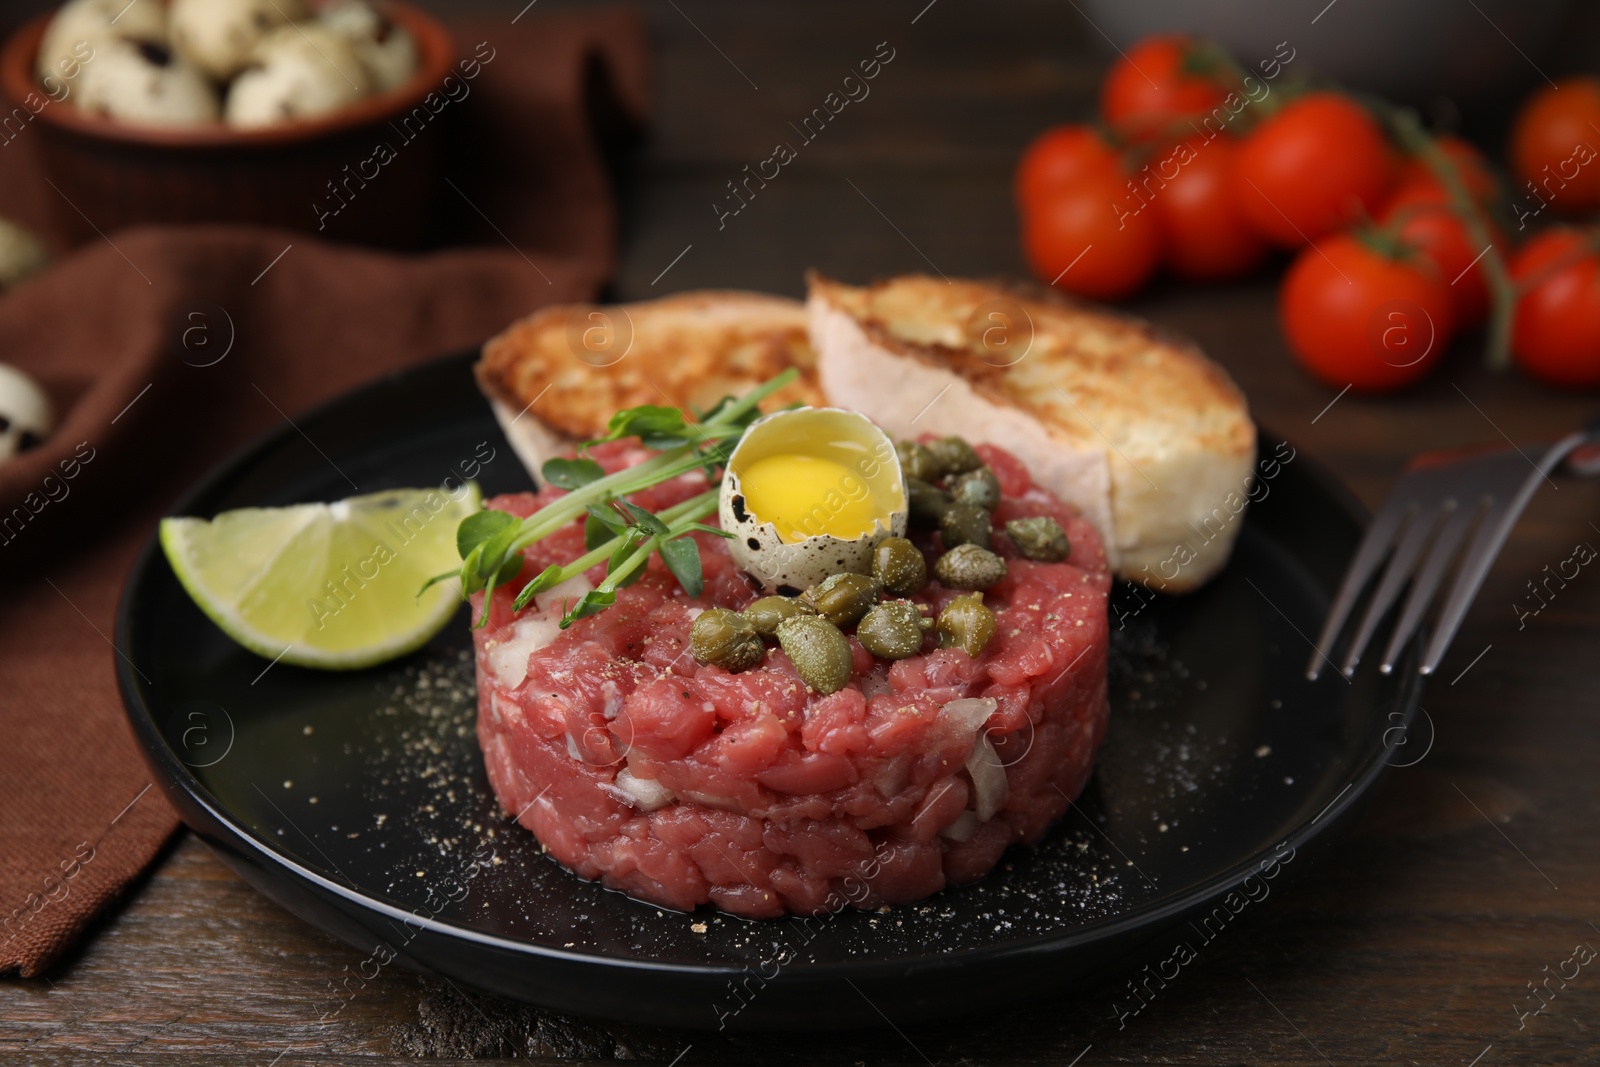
left=423, top=370, right=798, bottom=629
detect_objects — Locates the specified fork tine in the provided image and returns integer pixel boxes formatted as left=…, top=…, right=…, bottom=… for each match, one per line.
left=1419, top=434, right=1587, bottom=674
left=1307, top=496, right=1410, bottom=680
left=1339, top=502, right=1444, bottom=676
left=1420, top=500, right=1516, bottom=674
left=1379, top=498, right=1477, bottom=673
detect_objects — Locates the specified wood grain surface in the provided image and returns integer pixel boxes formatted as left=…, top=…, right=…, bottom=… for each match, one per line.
left=5, top=1, right=1600, bottom=1064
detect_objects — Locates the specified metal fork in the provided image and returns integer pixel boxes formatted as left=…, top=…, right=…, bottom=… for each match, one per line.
left=1307, top=424, right=1600, bottom=681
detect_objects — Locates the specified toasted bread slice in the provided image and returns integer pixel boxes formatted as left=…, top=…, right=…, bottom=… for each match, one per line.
left=476, top=291, right=824, bottom=476
left=808, top=273, right=1256, bottom=591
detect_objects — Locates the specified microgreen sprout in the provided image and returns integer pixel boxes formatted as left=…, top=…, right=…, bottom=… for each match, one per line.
left=422, top=369, right=795, bottom=627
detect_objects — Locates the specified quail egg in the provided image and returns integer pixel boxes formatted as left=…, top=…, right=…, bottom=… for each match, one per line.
left=0, top=363, right=55, bottom=465
left=318, top=0, right=418, bottom=93
left=720, top=408, right=907, bottom=595
left=0, top=219, right=48, bottom=290
left=225, top=23, right=372, bottom=128
left=77, top=39, right=220, bottom=126
left=169, top=0, right=306, bottom=82
left=35, top=0, right=167, bottom=87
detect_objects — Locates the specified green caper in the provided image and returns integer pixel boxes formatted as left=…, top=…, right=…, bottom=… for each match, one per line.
left=895, top=439, right=940, bottom=483
left=906, top=478, right=952, bottom=528
left=691, top=608, right=764, bottom=671
left=743, top=595, right=816, bottom=638
left=872, top=537, right=927, bottom=597
left=937, top=592, right=996, bottom=658
left=776, top=614, right=853, bottom=694
left=940, top=502, right=992, bottom=550
left=927, top=435, right=983, bottom=476
left=947, top=466, right=1000, bottom=510
left=934, top=543, right=1008, bottom=590
left=1005, top=515, right=1071, bottom=562
left=800, top=572, right=881, bottom=627
left=856, top=600, right=933, bottom=660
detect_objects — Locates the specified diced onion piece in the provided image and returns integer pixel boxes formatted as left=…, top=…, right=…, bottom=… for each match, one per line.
left=965, top=734, right=1009, bottom=821
left=611, top=769, right=676, bottom=811
left=487, top=576, right=598, bottom=690
left=532, top=574, right=594, bottom=615
left=940, top=810, right=983, bottom=842
left=487, top=611, right=570, bottom=689
left=940, top=697, right=998, bottom=734
left=489, top=691, right=520, bottom=726
left=487, top=630, right=536, bottom=689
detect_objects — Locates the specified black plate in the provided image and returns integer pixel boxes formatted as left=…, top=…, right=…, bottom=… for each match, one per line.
left=116, top=353, right=1420, bottom=1030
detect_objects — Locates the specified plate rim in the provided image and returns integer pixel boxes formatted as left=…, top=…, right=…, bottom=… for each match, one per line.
left=114, top=351, right=1423, bottom=982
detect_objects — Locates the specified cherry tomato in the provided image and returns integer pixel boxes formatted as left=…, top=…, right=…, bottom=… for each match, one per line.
left=1378, top=178, right=1504, bottom=328
left=1150, top=134, right=1269, bottom=281
left=1021, top=168, right=1162, bottom=300
left=1279, top=231, right=1455, bottom=391
left=1235, top=93, right=1396, bottom=247
left=1394, top=135, right=1500, bottom=204
left=1014, top=124, right=1119, bottom=211
left=1510, top=78, right=1600, bottom=215
left=1101, top=35, right=1237, bottom=142
left=1510, top=227, right=1600, bottom=387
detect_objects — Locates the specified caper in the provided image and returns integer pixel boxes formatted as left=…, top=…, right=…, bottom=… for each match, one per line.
left=947, top=466, right=1000, bottom=510
left=927, top=435, right=983, bottom=476
left=934, top=543, right=1008, bottom=590
left=895, top=439, right=940, bottom=483
left=691, top=608, right=764, bottom=672
left=743, top=595, right=816, bottom=638
left=872, top=537, right=927, bottom=597
left=776, top=614, right=853, bottom=694
left=937, top=592, right=997, bottom=658
left=1005, top=515, right=1071, bottom=562
left=940, top=502, right=993, bottom=551
left=856, top=600, right=933, bottom=660
left=800, top=572, right=881, bottom=627
left=906, top=478, right=952, bottom=528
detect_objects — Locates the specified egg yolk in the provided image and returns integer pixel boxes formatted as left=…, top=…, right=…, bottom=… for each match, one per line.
left=738, top=454, right=882, bottom=543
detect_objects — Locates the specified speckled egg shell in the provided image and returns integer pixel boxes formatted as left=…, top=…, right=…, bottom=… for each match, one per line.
left=719, top=407, right=908, bottom=596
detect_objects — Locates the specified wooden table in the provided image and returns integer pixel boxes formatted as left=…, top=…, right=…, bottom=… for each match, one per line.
left=6, top=2, right=1600, bottom=1063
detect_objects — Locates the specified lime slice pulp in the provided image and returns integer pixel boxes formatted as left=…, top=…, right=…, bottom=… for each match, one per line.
left=159, top=484, right=481, bottom=670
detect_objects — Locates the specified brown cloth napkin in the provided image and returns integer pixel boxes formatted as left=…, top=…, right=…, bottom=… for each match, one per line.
left=0, top=9, right=650, bottom=977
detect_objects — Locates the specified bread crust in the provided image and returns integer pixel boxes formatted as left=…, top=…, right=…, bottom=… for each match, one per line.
left=807, top=272, right=1257, bottom=591
left=474, top=279, right=1257, bottom=593
left=476, top=291, right=824, bottom=442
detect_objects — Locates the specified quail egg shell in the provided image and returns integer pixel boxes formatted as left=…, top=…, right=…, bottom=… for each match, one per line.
left=720, top=407, right=907, bottom=595
left=0, top=362, right=55, bottom=464
left=169, top=0, right=307, bottom=82
left=318, top=0, right=418, bottom=93
left=0, top=218, right=48, bottom=290
left=77, top=40, right=220, bottom=126
left=36, top=0, right=167, bottom=86
left=225, top=23, right=371, bottom=129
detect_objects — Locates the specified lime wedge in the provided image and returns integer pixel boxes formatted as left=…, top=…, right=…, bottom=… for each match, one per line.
left=160, top=485, right=482, bottom=670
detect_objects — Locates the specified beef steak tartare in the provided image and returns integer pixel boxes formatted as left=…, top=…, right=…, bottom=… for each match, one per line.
left=472, top=440, right=1111, bottom=918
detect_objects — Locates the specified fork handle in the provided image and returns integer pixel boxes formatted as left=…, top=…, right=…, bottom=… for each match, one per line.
left=1562, top=416, right=1600, bottom=476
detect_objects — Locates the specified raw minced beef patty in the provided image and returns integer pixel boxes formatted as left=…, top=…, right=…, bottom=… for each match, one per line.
left=472, top=440, right=1111, bottom=918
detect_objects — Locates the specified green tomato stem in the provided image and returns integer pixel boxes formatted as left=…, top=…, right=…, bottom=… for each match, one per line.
left=1387, top=108, right=1515, bottom=371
